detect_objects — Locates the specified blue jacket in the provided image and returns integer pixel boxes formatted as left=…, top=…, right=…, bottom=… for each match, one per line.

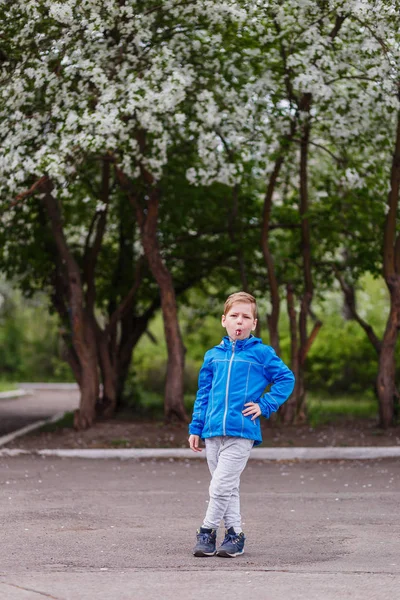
left=189, top=335, right=295, bottom=446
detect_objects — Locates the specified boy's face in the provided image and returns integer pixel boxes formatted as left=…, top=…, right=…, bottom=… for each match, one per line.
left=221, top=301, right=257, bottom=341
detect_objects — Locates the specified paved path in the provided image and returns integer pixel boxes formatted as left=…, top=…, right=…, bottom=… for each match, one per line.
left=0, top=388, right=79, bottom=436
left=0, top=455, right=399, bottom=599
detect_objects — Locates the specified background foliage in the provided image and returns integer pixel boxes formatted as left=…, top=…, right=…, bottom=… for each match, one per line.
left=0, top=1, right=399, bottom=425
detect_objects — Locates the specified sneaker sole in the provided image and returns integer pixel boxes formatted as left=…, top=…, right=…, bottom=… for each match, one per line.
left=216, top=549, right=244, bottom=558
left=193, top=550, right=216, bottom=557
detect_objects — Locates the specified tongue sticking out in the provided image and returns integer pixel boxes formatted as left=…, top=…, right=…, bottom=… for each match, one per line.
left=235, top=329, right=242, bottom=336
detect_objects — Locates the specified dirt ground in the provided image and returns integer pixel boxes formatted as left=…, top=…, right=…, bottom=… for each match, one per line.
left=6, top=415, right=400, bottom=450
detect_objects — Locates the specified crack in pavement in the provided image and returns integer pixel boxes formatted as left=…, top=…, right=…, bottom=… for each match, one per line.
left=0, top=581, right=65, bottom=599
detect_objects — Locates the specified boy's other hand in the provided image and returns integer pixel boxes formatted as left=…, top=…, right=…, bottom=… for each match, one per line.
left=242, top=402, right=261, bottom=420
left=188, top=434, right=202, bottom=452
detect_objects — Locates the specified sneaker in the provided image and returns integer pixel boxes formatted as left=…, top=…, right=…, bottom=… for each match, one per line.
left=193, top=527, right=217, bottom=557
left=216, top=527, right=245, bottom=557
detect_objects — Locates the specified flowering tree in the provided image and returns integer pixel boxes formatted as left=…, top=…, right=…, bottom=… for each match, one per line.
left=323, top=1, right=400, bottom=426
left=0, top=0, right=252, bottom=427
left=212, top=0, right=400, bottom=424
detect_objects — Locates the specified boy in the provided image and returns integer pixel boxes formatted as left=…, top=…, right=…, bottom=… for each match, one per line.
left=188, top=291, right=295, bottom=558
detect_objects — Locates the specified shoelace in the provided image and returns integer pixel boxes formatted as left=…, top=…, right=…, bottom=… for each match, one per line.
left=198, top=532, right=214, bottom=543
left=223, top=533, right=241, bottom=544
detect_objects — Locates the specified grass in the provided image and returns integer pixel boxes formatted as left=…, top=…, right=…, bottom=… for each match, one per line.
left=39, top=411, right=75, bottom=432
left=110, top=438, right=131, bottom=448
left=120, top=389, right=196, bottom=420
left=0, top=382, right=17, bottom=393
left=307, top=394, right=378, bottom=427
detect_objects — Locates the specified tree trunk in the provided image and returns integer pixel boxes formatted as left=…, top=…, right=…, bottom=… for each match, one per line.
left=295, top=15, right=346, bottom=415
left=40, top=168, right=158, bottom=425
left=60, top=333, right=82, bottom=386
left=266, top=14, right=346, bottom=421
left=50, top=263, right=83, bottom=386
left=378, top=285, right=400, bottom=427
left=377, top=105, right=400, bottom=427
left=281, top=284, right=299, bottom=423
left=70, top=319, right=99, bottom=429
left=95, top=254, right=145, bottom=417
left=116, top=317, right=143, bottom=407
left=229, top=184, right=249, bottom=292
left=132, top=186, right=187, bottom=422
left=260, top=117, right=298, bottom=352
left=288, top=95, right=323, bottom=422
left=116, top=306, right=158, bottom=406
left=115, top=164, right=187, bottom=421
left=295, top=94, right=313, bottom=420
left=41, top=182, right=99, bottom=429
left=160, top=284, right=187, bottom=422
left=95, top=327, right=117, bottom=418
left=76, top=356, right=99, bottom=429
left=261, top=155, right=284, bottom=354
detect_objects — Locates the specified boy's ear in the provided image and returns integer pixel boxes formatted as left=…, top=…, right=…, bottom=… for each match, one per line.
left=252, top=318, right=258, bottom=331
left=221, top=314, right=226, bottom=326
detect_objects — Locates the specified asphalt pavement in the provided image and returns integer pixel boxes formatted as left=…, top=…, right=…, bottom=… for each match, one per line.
left=1, top=387, right=399, bottom=599
left=0, top=454, right=399, bottom=600
left=0, top=386, right=79, bottom=436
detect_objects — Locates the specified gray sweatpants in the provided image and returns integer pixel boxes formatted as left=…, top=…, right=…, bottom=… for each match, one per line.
left=202, top=436, right=254, bottom=532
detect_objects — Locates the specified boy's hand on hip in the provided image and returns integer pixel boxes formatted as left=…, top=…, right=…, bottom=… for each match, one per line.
left=242, top=402, right=261, bottom=420
left=188, top=434, right=202, bottom=452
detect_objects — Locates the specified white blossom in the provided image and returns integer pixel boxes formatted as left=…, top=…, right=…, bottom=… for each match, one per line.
left=0, top=0, right=399, bottom=204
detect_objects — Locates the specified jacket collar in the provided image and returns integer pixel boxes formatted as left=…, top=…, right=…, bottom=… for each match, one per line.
left=218, top=334, right=260, bottom=351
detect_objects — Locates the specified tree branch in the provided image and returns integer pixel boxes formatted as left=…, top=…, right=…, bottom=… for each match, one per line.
left=114, top=165, right=145, bottom=229
left=294, top=138, right=345, bottom=165
left=10, top=175, right=48, bottom=209
left=273, top=18, right=297, bottom=106
left=334, top=267, right=382, bottom=354
left=107, top=256, right=144, bottom=333
left=84, top=158, right=111, bottom=309
left=326, top=75, right=378, bottom=85
left=41, top=181, right=82, bottom=287
left=83, top=211, right=101, bottom=266
left=300, top=319, right=323, bottom=365
left=395, top=234, right=400, bottom=275
left=329, top=14, right=348, bottom=40
left=384, top=106, right=400, bottom=280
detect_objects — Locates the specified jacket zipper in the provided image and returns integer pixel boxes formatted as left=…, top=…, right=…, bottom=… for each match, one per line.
left=223, top=340, right=236, bottom=435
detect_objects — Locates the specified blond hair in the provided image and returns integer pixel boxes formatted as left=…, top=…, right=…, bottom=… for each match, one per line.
left=223, top=292, right=258, bottom=319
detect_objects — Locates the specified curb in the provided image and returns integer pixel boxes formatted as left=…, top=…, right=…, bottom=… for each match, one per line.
left=0, top=412, right=67, bottom=448
left=0, top=389, right=33, bottom=401
left=18, top=383, right=79, bottom=390
left=1, top=446, right=400, bottom=461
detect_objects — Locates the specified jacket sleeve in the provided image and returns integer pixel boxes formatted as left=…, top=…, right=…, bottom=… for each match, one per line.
left=188, top=352, right=213, bottom=436
left=259, top=347, right=295, bottom=418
